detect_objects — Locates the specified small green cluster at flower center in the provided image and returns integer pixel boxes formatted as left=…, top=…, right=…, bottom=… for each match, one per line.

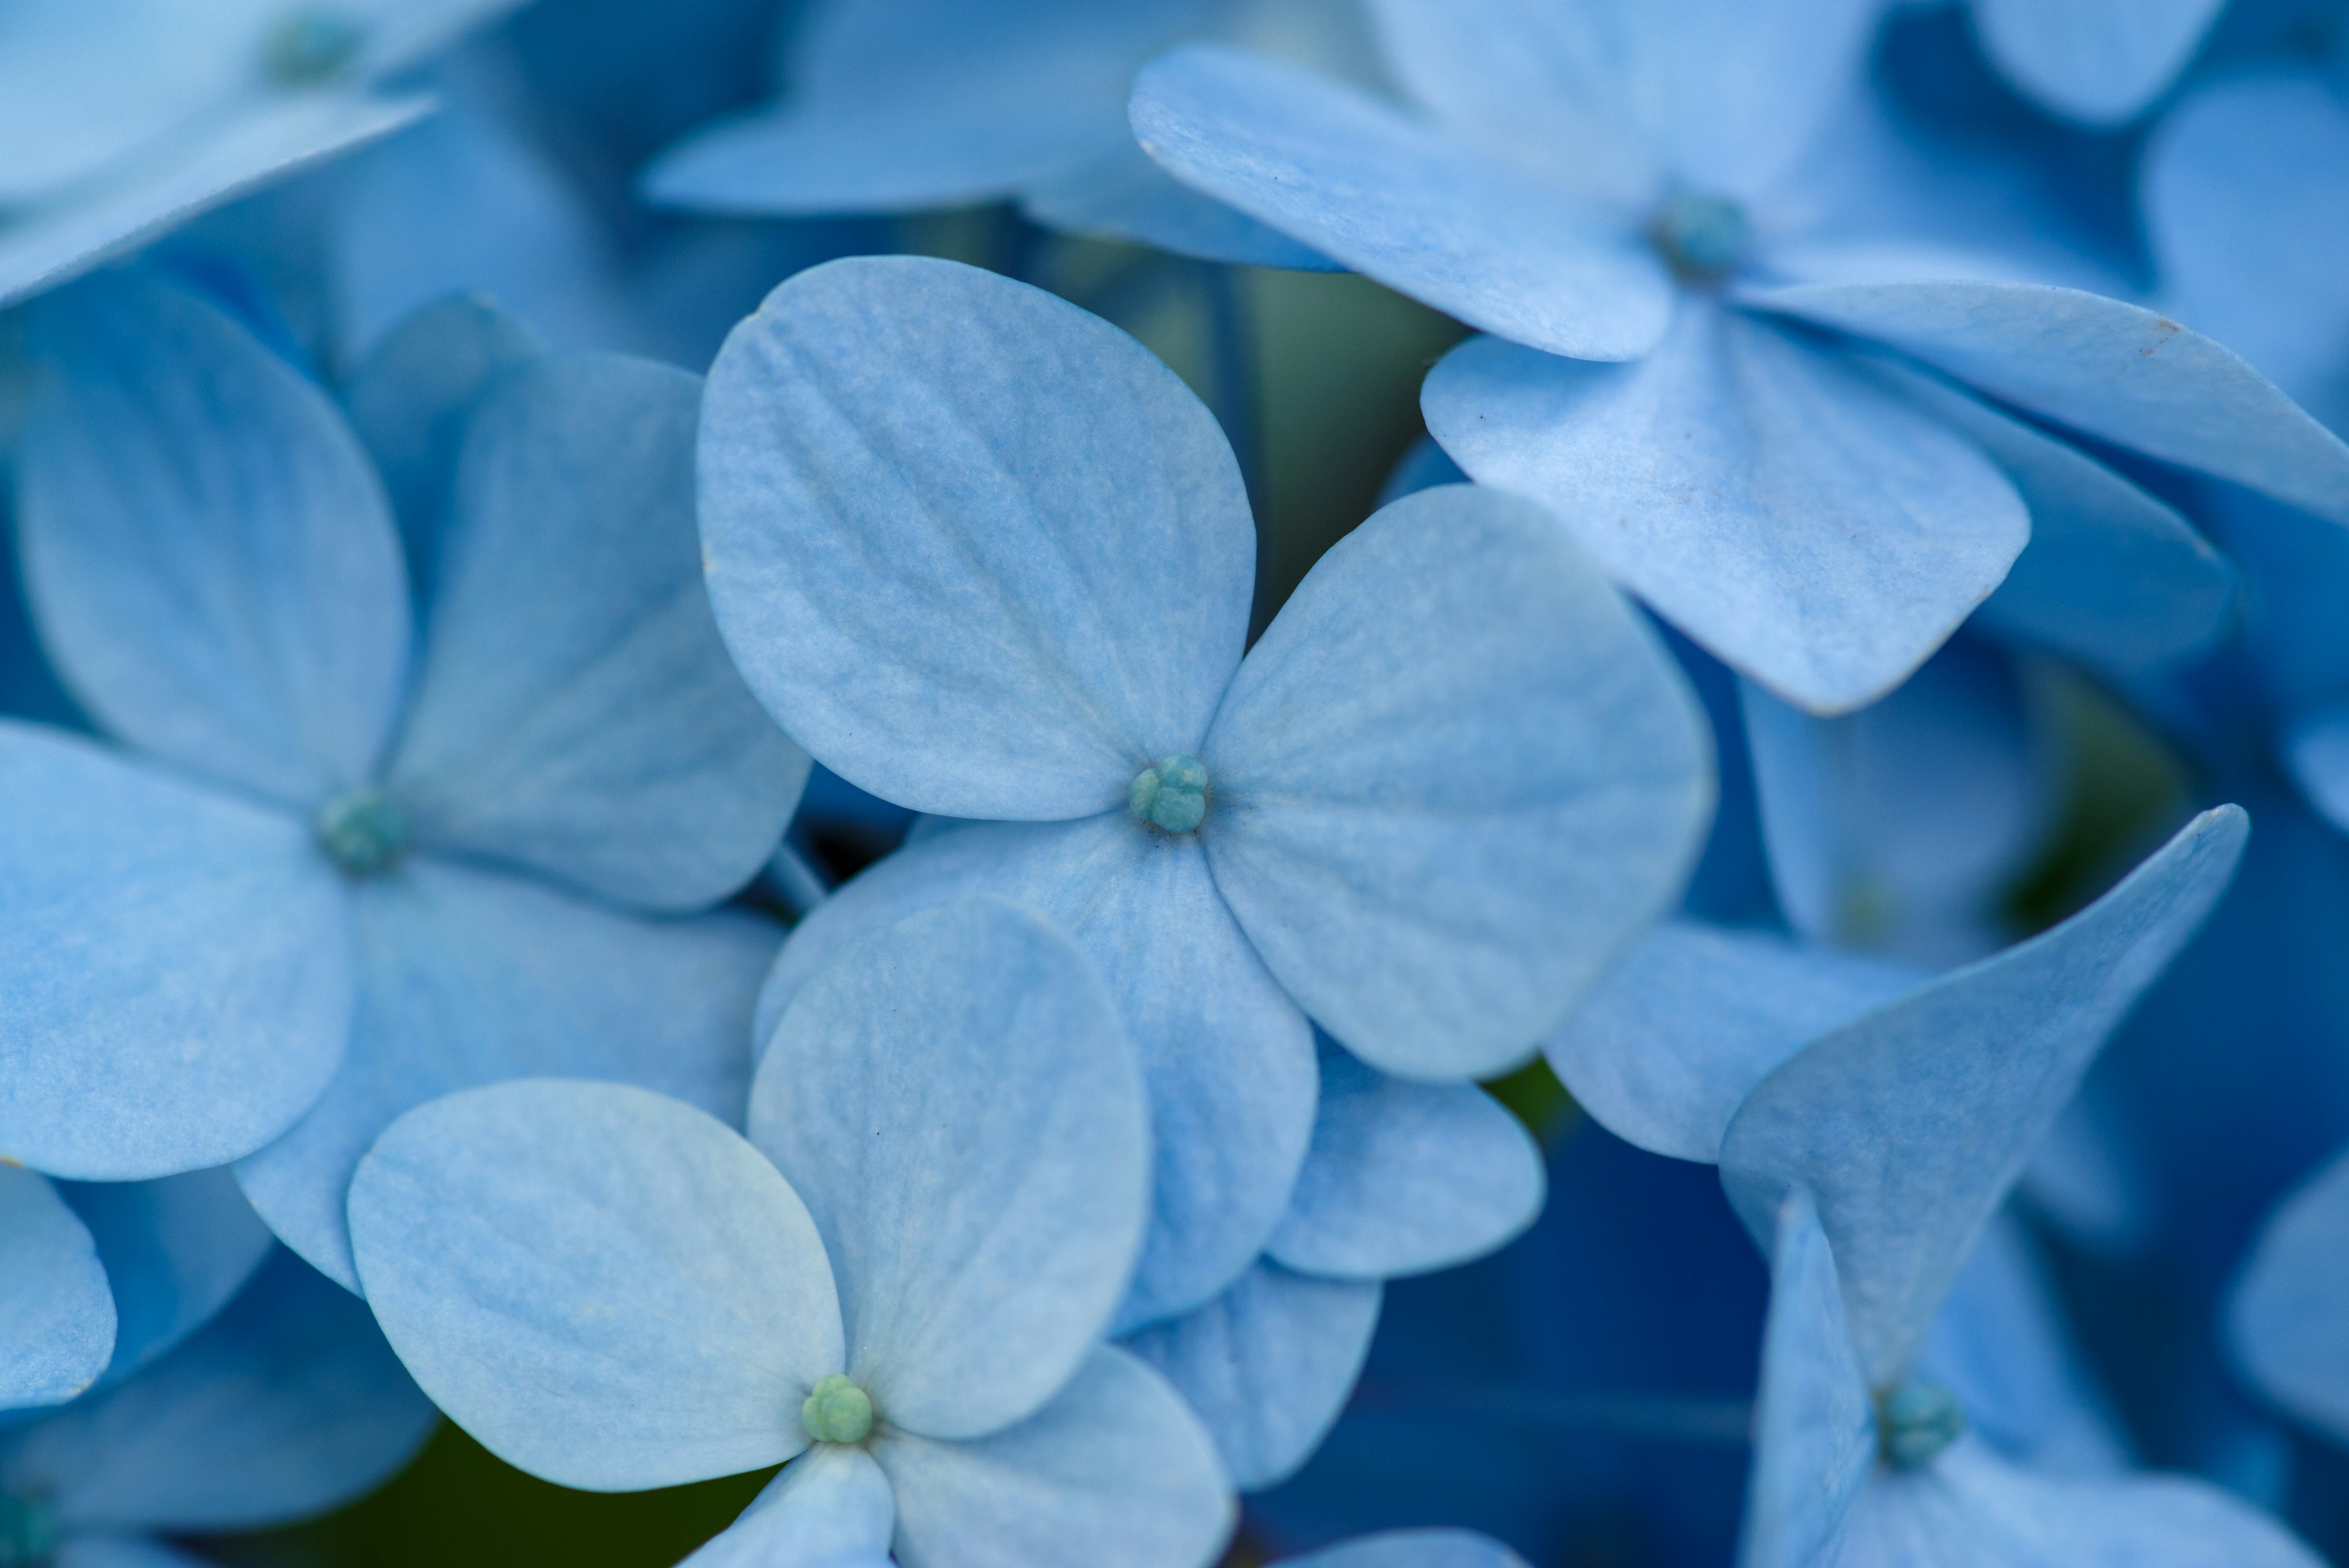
left=0, top=1492, right=59, bottom=1568
left=315, top=787, right=412, bottom=877
left=1650, top=191, right=1751, bottom=284
left=802, top=1373, right=875, bottom=1444
left=1129, top=754, right=1209, bottom=835
left=263, top=9, right=368, bottom=85
left=1876, top=1380, right=1964, bottom=1470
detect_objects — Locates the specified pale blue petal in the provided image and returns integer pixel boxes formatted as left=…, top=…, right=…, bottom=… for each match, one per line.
left=1739, top=1192, right=1872, bottom=1568
left=1972, top=0, right=2226, bottom=125
left=685, top=1446, right=894, bottom=1568
left=0, top=93, right=428, bottom=310
left=61, top=1168, right=273, bottom=1385
left=751, top=901, right=1149, bottom=1440
left=1858, top=358, right=2234, bottom=671
left=1742, top=279, right=2349, bottom=528
left=873, top=1345, right=1234, bottom=1568
left=1425, top=308, right=2028, bottom=715
left=352, top=0, right=535, bottom=77
left=1266, top=1046, right=1543, bottom=1280
left=2142, top=73, right=2349, bottom=420
left=700, top=256, right=1252, bottom=820
left=348, top=1080, right=839, bottom=1490
left=1204, top=484, right=1712, bottom=1079
left=0, top=1167, right=112, bottom=1410
left=1282, top=1531, right=1529, bottom=1568
left=1022, top=144, right=1338, bottom=270
left=341, top=293, right=543, bottom=589
left=1720, top=807, right=2249, bottom=1386
left=1131, top=45, right=1672, bottom=362
left=1123, top=1263, right=1379, bottom=1490
left=755, top=804, right=1316, bottom=1331
left=18, top=272, right=409, bottom=804
left=0, top=725, right=353, bottom=1180
left=1835, top=1439, right=2325, bottom=1566
left=2283, top=704, right=2349, bottom=840
left=1544, top=921, right=1925, bottom=1164
left=7, top=1250, right=436, bottom=1533
left=2228, top=1144, right=2349, bottom=1445
left=239, top=856, right=773, bottom=1288
left=385, top=353, right=804, bottom=910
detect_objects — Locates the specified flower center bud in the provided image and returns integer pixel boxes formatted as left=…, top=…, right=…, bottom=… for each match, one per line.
left=801, top=1373, right=874, bottom=1444
left=315, top=788, right=411, bottom=877
left=263, top=9, right=368, bottom=84
left=0, top=1492, right=59, bottom=1568
left=1129, top=754, right=1209, bottom=835
left=1876, top=1380, right=1964, bottom=1470
left=1651, top=191, right=1751, bottom=283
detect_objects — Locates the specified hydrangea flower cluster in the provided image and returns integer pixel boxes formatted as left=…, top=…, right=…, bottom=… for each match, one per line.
left=10, top=4, right=2349, bottom=1568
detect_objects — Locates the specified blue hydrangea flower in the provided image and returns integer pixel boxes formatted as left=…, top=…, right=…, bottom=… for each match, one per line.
left=0, top=1247, right=437, bottom=1568
left=642, top=0, right=1355, bottom=267
left=2228, top=1142, right=2349, bottom=1451
left=1962, top=0, right=2230, bottom=125
left=697, top=254, right=1712, bottom=1326
left=1123, top=1034, right=1546, bottom=1490
left=1129, top=0, right=2347, bottom=713
left=1, top=1166, right=274, bottom=1414
left=0, top=0, right=530, bottom=308
left=0, top=272, right=805, bottom=1289
left=347, top=900, right=1233, bottom=1568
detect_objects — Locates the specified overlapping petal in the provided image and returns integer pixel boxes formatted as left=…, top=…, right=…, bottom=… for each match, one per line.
left=685, top=1446, right=896, bottom=1568
left=0, top=1166, right=113, bottom=1410
left=61, top=1168, right=274, bottom=1385
left=1970, top=0, right=2227, bottom=126
left=2228, top=1145, right=2349, bottom=1444
left=1738, top=1193, right=1872, bottom=1568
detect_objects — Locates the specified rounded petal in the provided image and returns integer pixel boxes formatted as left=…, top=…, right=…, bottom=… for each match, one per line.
left=348, top=1080, right=840, bottom=1490
left=1972, top=0, right=2225, bottom=126
left=61, top=1167, right=274, bottom=1386
left=387, top=354, right=805, bottom=910
left=1266, top=1047, right=1543, bottom=1280
left=1132, top=45, right=1672, bottom=363
left=700, top=256, right=1253, bottom=819
left=874, top=1346, right=1234, bottom=1568
left=1740, top=1192, right=1874, bottom=1568
left=2229, top=1145, right=2349, bottom=1446
left=18, top=272, right=410, bottom=804
left=683, top=1444, right=896, bottom=1568
left=1203, top=483, right=1712, bottom=1079
left=1123, top=1264, right=1380, bottom=1490
left=237, top=857, right=774, bottom=1287
left=752, top=901, right=1149, bottom=1440
left=0, top=724, right=353, bottom=1180
left=1425, top=308, right=2030, bottom=716
left=2283, top=702, right=2349, bottom=841
left=0, top=1167, right=114, bottom=1409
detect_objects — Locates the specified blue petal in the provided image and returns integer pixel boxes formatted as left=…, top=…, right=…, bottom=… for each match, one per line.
left=700, top=256, right=1253, bottom=820
left=685, top=1445, right=894, bottom=1568
left=59, top=1168, right=273, bottom=1386
left=385, top=352, right=805, bottom=911
left=238, top=856, right=773, bottom=1288
left=0, top=724, right=352, bottom=1180
left=1123, top=1263, right=1380, bottom=1491
left=1022, top=143, right=1340, bottom=270
left=18, top=271, right=409, bottom=804
left=1279, top=1532, right=1529, bottom=1568
left=1266, top=1046, right=1543, bottom=1280
left=1131, top=45, right=1674, bottom=362
left=4, top=1250, right=436, bottom=1533
left=51, top=1537, right=210, bottom=1568
left=349, top=1080, right=839, bottom=1490
left=872, top=1346, right=1234, bottom=1568
left=1204, top=484, right=1712, bottom=1079
left=1720, top=807, right=2249, bottom=1386
left=751, top=901, right=1149, bottom=1441
left=1741, top=278, right=2349, bottom=529
left=754, top=815, right=1318, bottom=1333
left=341, top=293, right=543, bottom=593
left=2228, top=1144, right=2349, bottom=1446
left=1970, top=0, right=2227, bottom=125
left=1424, top=307, right=2029, bottom=715
left=1543, top=921, right=1924, bottom=1164
left=1739, top=1192, right=1872, bottom=1568
left=2283, top=704, right=2349, bottom=840
left=0, top=1167, right=113, bottom=1410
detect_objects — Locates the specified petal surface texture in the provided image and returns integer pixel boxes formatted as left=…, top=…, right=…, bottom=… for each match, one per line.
left=1972, top=0, right=2226, bottom=125
left=683, top=1444, right=896, bottom=1568
left=349, top=1080, right=842, bottom=1490
left=700, top=255, right=1252, bottom=820
left=386, top=352, right=804, bottom=910
left=0, top=724, right=353, bottom=1180
left=1204, top=484, right=1712, bottom=1079
left=0, top=1167, right=113, bottom=1408
left=752, top=901, right=1150, bottom=1440
left=1720, top=806, right=2249, bottom=1386
left=2229, top=1145, right=2349, bottom=1445
left=1739, top=1193, right=1873, bottom=1568
left=1424, top=308, right=2029, bottom=715
left=18, top=272, right=409, bottom=805
left=872, top=1346, right=1234, bottom=1568
left=237, top=860, right=773, bottom=1288
left=1131, top=45, right=1673, bottom=362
